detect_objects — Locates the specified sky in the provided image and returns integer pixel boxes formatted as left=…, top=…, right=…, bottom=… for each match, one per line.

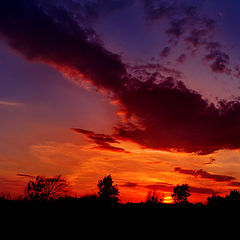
left=1, top=0, right=240, bottom=203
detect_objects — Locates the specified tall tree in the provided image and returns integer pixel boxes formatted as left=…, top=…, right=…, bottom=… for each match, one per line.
left=97, top=174, right=119, bottom=202
left=172, top=184, right=191, bottom=204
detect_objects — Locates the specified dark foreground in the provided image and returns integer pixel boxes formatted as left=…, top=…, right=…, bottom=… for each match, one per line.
left=1, top=196, right=237, bottom=232
left=1, top=195, right=240, bottom=210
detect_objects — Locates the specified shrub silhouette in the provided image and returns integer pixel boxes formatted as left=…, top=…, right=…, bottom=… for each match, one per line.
left=0, top=192, right=11, bottom=201
left=172, top=184, right=191, bottom=204
left=97, top=174, right=119, bottom=202
left=25, top=175, right=70, bottom=201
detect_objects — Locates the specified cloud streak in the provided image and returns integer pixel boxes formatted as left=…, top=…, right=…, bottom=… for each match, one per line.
left=0, top=100, right=22, bottom=107
left=145, top=182, right=218, bottom=195
left=174, top=167, right=235, bottom=182
left=71, top=128, right=129, bottom=153
left=16, top=173, right=35, bottom=179
left=121, top=180, right=218, bottom=195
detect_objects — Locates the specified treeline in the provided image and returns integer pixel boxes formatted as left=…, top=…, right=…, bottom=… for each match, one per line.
left=1, top=174, right=240, bottom=208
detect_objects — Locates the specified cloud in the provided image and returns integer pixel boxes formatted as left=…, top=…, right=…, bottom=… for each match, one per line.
left=16, top=173, right=35, bottom=179
left=143, top=0, right=177, bottom=21
left=114, top=77, right=240, bottom=154
left=0, top=100, right=22, bottom=107
left=143, top=0, right=235, bottom=76
left=0, top=176, right=26, bottom=193
left=204, top=42, right=231, bottom=74
left=184, top=17, right=215, bottom=48
left=228, top=181, right=240, bottom=187
left=84, top=0, right=134, bottom=17
left=176, top=53, right=187, bottom=64
left=144, top=181, right=218, bottom=195
left=160, top=47, right=171, bottom=58
left=121, top=182, right=139, bottom=188
left=145, top=182, right=173, bottom=192
left=166, top=18, right=188, bottom=40
left=174, top=167, right=235, bottom=182
left=204, top=157, right=215, bottom=165
left=189, top=186, right=219, bottom=195
left=2, top=0, right=240, bottom=155
left=71, top=128, right=129, bottom=153
left=0, top=0, right=127, bottom=94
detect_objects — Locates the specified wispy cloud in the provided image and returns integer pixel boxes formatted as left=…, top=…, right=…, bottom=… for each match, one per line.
left=0, top=100, right=23, bottom=107
left=71, top=128, right=130, bottom=153
left=16, top=173, right=35, bottom=179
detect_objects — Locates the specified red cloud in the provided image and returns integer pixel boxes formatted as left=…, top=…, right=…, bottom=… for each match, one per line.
left=114, top=78, right=240, bottom=155
left=144, top=182, right=218, bottom=195
left=71, top=128, right=129, bottom=153
left=174, top=167, right=235, bottom=182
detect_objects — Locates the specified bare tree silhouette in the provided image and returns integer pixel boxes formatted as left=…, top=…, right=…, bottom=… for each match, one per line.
left=25, top=175, right=71, bottom=201
left=145, top=190, right=163, bottom=206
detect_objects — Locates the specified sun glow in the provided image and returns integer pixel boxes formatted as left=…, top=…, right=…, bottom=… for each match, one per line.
left=163, top=195, right=174, bottom=204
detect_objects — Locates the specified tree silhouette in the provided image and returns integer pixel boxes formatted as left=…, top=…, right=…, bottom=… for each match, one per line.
left=227, top=190, right=240, bottom=201
left=172, top=184, right=191, bottom=204
left=25, top=175, right=70, bottom=201
left=207, top=190, right=240, bottom=207
left=145, top=190, right=162, bottom=205
left=97, top=174, right=119, bottom=202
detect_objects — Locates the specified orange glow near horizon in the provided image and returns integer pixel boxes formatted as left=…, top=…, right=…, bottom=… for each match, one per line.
left=1, top=122, right=240, bottom=204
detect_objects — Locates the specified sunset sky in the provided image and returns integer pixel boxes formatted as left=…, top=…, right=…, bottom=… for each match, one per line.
left=1, top=0, right=240, bottom=203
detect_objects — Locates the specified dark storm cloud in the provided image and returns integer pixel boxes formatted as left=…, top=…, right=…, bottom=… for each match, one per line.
left=2, top=0, right=240, bottom=155
left=128, top=63, right=182, bottom=81
left=174, top=167, right=235, bottom=182
left=0, top=0, right=127, bottom=93
left=71, top=128, right=129, bottom=153
left=114, top=78, right=240, bottom=155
